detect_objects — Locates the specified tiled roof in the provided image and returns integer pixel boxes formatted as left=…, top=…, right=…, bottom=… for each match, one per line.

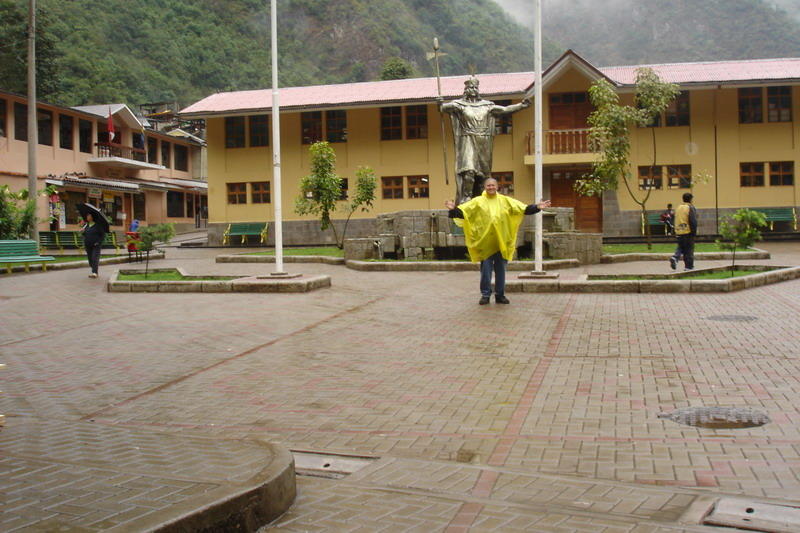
left=180, top=55, right=800, bottom=117
left=180, top=72, right=535, bottom=117
left=600, top=57, right=800, bottom=85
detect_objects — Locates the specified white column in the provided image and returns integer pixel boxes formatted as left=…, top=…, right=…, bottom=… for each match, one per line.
left=270, top=0, right=285, bottom=274
left=533, top=0, right=543, bottom=273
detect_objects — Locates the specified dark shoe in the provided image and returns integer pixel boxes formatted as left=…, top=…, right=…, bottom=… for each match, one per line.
left=669, top=257, right=677, bottom=270
left=479, top=296, right=490, bottom=305
left=495, top=295, right=510, bottom=304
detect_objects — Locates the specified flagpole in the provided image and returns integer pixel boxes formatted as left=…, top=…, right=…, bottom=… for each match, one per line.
left=27, top=0, right=38, bottom=243
left=533, top=0, right=544, bottom=273
left=270, top=0, right=285, bottom=275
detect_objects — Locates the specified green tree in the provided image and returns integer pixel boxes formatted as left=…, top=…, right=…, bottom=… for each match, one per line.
left=575, top=68, right=680, bottom=248
left=379, top=57, right=415, bottom=80
left=294, top=142, right=377, bottom=248
left=716, top=208, right=767, bottom=277
left=0, top=184, right=55, bottom=239
left=136, top=223, right=175, bottom=278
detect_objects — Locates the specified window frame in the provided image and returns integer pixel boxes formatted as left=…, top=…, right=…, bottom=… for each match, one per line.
left=405, top=105, right=428, bottom=140
left=147, top=136, right=158, bottom=163
left=494, top=100, right=513, bottom=135
left=380, top=106, right=402, bottom=141
left=0, top=98, right=6, bottom=138
left=251, top=181, right=271, bottom=204
left=173, top=143, right=188, bottom=171
left=638, top=165, right=663, bottom=190
left=492, top=171, right=515, bottom=195
left=161, top=141, right=171, bottom=169
left=249, top=114, right=269, bottom=147
left=59, top=114, right=74, bottom=150
left=37, top=108, right=53, bottom=146
left=14, top=102, right=27, bottom=141
left=381, top=176, right=404, bottom=199
left=166, top=191, right=186, bottom=218
left=769, top=161, right=793, bottom=186
left=767, top=86, right=792, bottom=123
left=407, top=175, right=429, bottom=198
left=738, top=88, right=763, bottom=124
left=665, top=91, right=690, bottom=127
left=667, top=165, right=692, bottom=189
left=325, top=110, right=347, bottom=143
left=301, top=111, right=323, bottom=144
left=227, top=182, right=247, bottom=204
left=740, top=162, right=765, bottom=187
left=339, top=178, right=348, bottom=201
left=79, top=119, right=93, bottom=153
left=225, top=116, right=246, bottom=148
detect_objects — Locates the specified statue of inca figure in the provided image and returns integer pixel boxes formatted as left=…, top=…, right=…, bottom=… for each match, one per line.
left=439, top=76, right=530, bottom=205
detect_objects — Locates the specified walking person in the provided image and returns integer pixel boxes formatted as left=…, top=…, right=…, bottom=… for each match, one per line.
left=669, top=193, right=697, bottom=271
left=77, top=203, right=110, bottom=278
left=445, top=177, right=550, bottom=305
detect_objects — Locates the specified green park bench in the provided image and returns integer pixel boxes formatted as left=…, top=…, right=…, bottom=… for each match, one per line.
left=0, top=240, right=55, bottom=274
left=641, top=212, right=671, bottom=235
left=753, top=207, right=797, bottom=231
left=223, top=222, right=269, bottom=245
left=39, top=231, right=120, bottom=251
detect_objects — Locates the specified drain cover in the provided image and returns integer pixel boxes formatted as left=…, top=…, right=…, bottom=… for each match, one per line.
left=706, top=315, right=758, bottom=322
left=658, top=407, right=770, bottom=429
left=292, top=451, right=377, bottom=479
left=705, top=498, right=800, bottom=532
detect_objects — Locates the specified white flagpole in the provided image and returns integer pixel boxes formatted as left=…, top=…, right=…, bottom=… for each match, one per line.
left=270, top=0, right=285, bottom=274
left=534, top=0, right=543, bottom=273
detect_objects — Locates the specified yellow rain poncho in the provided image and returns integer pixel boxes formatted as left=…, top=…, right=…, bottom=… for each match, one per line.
left=458, top=192, right=527, bottom=262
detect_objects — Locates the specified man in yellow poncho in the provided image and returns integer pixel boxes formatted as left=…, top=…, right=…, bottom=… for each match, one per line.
left=446, top=178, right=551, bottom=305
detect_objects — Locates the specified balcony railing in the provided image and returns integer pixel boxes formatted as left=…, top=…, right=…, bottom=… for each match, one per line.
left=526, top=129, right=594, bottom=155
left=95, top=142, right=148, bottom=162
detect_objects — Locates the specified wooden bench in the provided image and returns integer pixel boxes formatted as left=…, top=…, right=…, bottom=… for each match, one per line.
left=0, top=240, right=55, bottom=274
left=101, top=232, right=121, bottom=252
left=223, top=222, right=269, bottom=245
left=753, top=207, right=797, bottom=231
left=39, top=231, right=120, bottom=250
left=641, top=212, right=671, bottom=235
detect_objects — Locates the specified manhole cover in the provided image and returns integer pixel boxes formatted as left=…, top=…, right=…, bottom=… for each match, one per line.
left=658, top=407, right=770, bottom=429
left=292, top=450, right=377, bottom=479
left=706, top=315, right=758, bottom=322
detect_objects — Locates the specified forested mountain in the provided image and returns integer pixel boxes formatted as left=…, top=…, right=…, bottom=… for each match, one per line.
left=0, top=0, right=559, bottom=108
left=494, top=0, right=800, bottom=66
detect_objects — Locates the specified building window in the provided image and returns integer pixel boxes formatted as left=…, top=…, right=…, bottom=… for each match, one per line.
left=301, top=111, right=322, bottom=144
left=227, top=182, right=247, bottom=204
left=174, top=144, right=188, bottom=171
left=638, top=166, right=662, bottom=190
left=740, top=162, right=764, bottom=187
left=14, top=102, right=27, bottom=141
left=380, top=107, right=402, bottom=140
left=0, top=98, right=6, bottom=137
left=79, top=119, right=92, bottom=153
left=739, top=88, right=763, bottom=124
left=381, top=176, right=404, bottom=199
left=167, top=191, right=185, bottom=217
left=339, top=178, right=348, bottom=200
left=37, top=109, right=53, bottom=146
left=225, top=116, right=245, bottom=148
left=251, top=181, right=271, bottom=203
left=667, top=165, right=691, bottom=189
left=326, top=110, right=347, bottom=143
left=59, top=114, right=74, bottom=150
left=186, top=194, right=195, bottom=217
left=494, top=100, right=513, bottom=134
left=492, top=172, right=514, bottom=195
left=249, top=115, right=269, bottom=147
left=769, top=161, right=793, bottom=186
left=133, top=193, right=146, bottom=221
left=64, top=190, right=87, bottom=224
left=147, top=137, right=158, bottom=163
left=406, top=105, right=428, bottom=139
left=407, top=175, right=429, bottom=198
left=161, top=141, right=171, bottom=169
left=665, top=91, right=690, bottom=126
left=767, top=87, right=792, bottom=123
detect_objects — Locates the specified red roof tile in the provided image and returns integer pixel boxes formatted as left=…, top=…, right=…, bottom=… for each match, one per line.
left=600, top=57, right=800, bottom=85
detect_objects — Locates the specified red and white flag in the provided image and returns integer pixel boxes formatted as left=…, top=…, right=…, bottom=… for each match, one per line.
left=108, top=106, right=116, bottom=143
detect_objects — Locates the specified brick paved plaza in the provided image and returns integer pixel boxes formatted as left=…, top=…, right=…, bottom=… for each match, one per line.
left=2, top=243, right=800, bottom=531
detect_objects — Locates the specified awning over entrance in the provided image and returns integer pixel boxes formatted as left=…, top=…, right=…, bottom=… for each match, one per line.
left=49, top=174, right=140, bottom=193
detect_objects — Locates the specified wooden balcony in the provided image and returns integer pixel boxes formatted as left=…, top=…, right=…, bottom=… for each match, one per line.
left=90, top=143, right=165, bottom=170
left=526, top=129, right=594, bottom=155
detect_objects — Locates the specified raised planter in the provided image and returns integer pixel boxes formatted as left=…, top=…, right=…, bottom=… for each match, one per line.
left=505, top=265, right=800, bottom=293
left=108, top=267, right=331, bottom=293
left=0, top=251, right=165, bottom=274
left=345, top=258, right=580, bottom=272
left=600, top=248, right=770, bottom=263
left=216, top=254, right=344, bottom=265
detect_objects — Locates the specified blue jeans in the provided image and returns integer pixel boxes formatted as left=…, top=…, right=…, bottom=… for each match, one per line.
left=672, top=235, right=694, bottom=269
left=480, top=252, right=507, bottom=297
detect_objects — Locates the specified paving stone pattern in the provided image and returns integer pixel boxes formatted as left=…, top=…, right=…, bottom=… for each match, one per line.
left=2, top=244, right=800, bottom=531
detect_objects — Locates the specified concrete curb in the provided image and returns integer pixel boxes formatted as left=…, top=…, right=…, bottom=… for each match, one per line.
left=505, top=265, right=800, bottom=293
left=344, top=258, right=580, bottom=272
left=121, top=444, right=296, bottom=533
left=600, top=247, right=770, bottom=263
left=107, top=267, right=331, bottom=293
left=1, top=252, right=166, bottom=275
left=216, top=254, right=344, bottom=265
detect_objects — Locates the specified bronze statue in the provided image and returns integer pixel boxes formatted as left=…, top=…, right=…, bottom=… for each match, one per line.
left=439, top=76, right=530, bottom=204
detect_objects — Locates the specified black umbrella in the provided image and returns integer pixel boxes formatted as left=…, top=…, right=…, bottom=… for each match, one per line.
left=77, top=203, right=110, bottom=233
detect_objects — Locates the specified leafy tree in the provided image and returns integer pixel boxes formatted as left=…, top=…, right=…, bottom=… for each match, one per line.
left=0, top=184, right=55, bottom=239
left=575, top=68, right=680, bottom=248
left=136, top=223, right=175, bottom=278
left=716, top=208, right=767, bottom=277
left=294, top=142, right=377, bottom=248
left=380, top=57, right=415, bottom=80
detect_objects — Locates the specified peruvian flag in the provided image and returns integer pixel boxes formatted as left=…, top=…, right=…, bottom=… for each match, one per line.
left=107, top=106, right=116, bottom=143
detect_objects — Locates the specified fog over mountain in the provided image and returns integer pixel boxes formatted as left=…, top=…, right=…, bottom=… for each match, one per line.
left=493, top=0, right=800, bottom=66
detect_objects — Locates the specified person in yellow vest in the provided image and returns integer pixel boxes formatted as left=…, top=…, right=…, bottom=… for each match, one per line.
left=445, top=177, right=551, bottom=305
left=670, top=192, right=698, bottom=271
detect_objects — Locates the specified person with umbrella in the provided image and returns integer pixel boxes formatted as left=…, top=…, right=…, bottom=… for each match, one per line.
left=77, top=203, right=110, bottom=278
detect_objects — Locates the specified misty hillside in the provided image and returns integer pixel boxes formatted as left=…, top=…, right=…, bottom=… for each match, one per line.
left=495, top=0, right=800, bottom=66
left=0, top=0, right=560, bottom=108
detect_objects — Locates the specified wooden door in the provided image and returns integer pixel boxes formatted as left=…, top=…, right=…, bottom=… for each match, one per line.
left=549, top=92, right=593, bottom=129
left=549, top=168, right=603, bottom=233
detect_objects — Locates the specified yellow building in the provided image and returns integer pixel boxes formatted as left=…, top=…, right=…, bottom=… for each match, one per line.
left=180, top=51, right=800, bottom=243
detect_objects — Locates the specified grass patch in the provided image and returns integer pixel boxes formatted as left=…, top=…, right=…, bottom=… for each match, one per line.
left=603, top=243, right=750, bottom=254
left=245, top=246, right=344, bottom=257
left=52, top=254, right=127, bottom=263
left=592, top=270, right=762, bottom=280
left=117, top=269, right=237, bottom=281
